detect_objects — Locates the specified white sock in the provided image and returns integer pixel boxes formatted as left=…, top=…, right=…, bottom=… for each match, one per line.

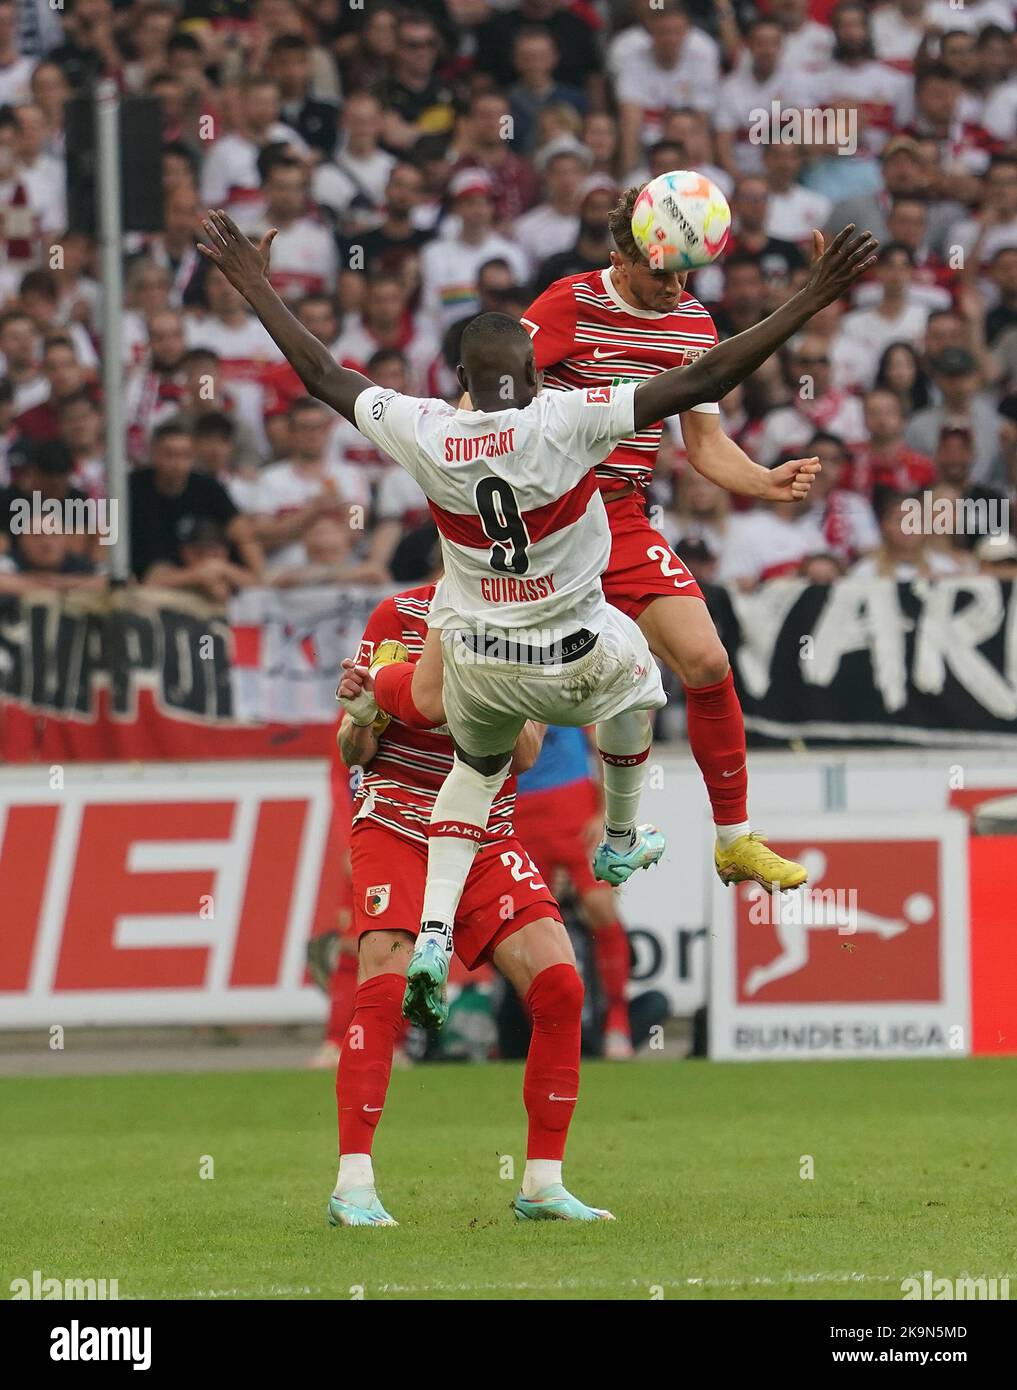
left=522, top=1159, right=562, bottom=1197
left=606, top=824, right=637, bottom=852
left=421, top=755, right=510, bottom=928
left=716, top=820, right=751, bottom=849
left=596, top=710, right=652, bottom=838
left=336, top=1152, right=374, bottom=1195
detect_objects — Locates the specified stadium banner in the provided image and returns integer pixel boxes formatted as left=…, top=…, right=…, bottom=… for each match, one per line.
left=0, top=584, right=392, bottom=762
left=708, top=813, right=971, bottom=1061
left=0, top=762, right=334, bottom=1029
left=708, top=577, right=1017, bottom=748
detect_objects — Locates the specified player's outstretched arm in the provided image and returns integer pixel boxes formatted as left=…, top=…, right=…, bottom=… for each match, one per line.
left=198, top=209, right=372, bottom=425
left=632, top=226, right=878, bottom=431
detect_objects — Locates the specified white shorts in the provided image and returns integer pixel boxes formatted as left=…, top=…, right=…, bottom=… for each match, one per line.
left=439, top=605, right=666, bottom=758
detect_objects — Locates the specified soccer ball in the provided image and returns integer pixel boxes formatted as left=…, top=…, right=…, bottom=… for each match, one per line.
left=630, top=171, right=731, bottom=272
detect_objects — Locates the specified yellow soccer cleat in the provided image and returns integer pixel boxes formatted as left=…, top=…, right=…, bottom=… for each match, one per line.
left=715, top=833, right=808, bottom=892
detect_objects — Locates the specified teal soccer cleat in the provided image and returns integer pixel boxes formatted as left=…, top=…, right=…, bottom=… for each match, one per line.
left=592, top=825, right=665, bottom=886
left=402, top=929, right=451, bottom=1030
left=327, top=1187, right=399, bottom=1228
left=513, top=1184, right=615, bottom=1222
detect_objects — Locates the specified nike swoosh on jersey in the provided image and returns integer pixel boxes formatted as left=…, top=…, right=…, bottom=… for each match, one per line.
left=591, top=347, right=628, bottom=359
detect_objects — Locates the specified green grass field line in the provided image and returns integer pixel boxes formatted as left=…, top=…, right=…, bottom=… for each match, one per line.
left=2, top=1059, right=1015, bottom=1301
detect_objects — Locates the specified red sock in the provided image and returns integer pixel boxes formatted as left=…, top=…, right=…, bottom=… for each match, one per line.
left=593, top=920, right=630, bottom=1036
left=683, top=668, right=748, bottom=825
left=336, top=972, right=405, bottom=1155
left=523, top=963, right=583, bottom=1161
left=373, top=663, right=434, bottom=730
left=325, top=951, right=358, bottom=1045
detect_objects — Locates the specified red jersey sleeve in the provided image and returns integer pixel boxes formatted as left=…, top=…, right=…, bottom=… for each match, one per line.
left=522, top=276, right=580, bottom=372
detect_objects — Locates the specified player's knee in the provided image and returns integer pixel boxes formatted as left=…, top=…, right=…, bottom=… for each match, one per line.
left=530, top=962, right=584, bottom=1025
left=682, top=641, right=730, bottom=689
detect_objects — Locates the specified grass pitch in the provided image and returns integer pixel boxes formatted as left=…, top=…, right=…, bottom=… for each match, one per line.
left=2, top=1058, right=1014, bottom=1301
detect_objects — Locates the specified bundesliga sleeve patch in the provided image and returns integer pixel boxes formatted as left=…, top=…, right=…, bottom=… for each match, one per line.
left=585, top=386, right=613, bottom=405
left=365, top=884, right=391, bottom=916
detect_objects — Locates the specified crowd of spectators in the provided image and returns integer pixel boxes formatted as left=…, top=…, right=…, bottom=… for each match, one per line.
left=1, top=0, right=1016, bottom=601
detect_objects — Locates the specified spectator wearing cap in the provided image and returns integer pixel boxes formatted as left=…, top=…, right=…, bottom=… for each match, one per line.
left=513, top=138, right=590, bottom=273
left=508, top=27, right=588, bottom=157
left=342, top=163, right=434, bottom=279
left=453, top=92, right=541, bottom=229
left=419, top=169, right=529, bottom=335
left=850, top=387, right=934, bottom=497
left=532, top=175, right=619, bottom=294
left=376, top=13, right=455, bottom=153
left=826, top=136, right=958, bottom=257
left=755, top=333, right=867, bottom=467
left=838, top=244, right=931, bottom=385
left=906, top=347, right=1006, bottom=489
left=931, top=426, right=1010, bottom=547
left=129, top=419, right=264, bottom=594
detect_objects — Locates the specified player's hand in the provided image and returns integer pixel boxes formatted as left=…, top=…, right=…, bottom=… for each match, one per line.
left=337, top=656, right=374, bottom=703
left=198, top=209, right=277, bottom=294
left=763, top=456, right=821, bottom=503
left=804, top=224, right=879, bottom=308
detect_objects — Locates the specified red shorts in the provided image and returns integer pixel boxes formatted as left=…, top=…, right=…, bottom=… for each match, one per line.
left=350, top=821, right=561, bottom=971
left=602, top=492, right=705, bottom=620
left=513, top=779, right=600, bottom=898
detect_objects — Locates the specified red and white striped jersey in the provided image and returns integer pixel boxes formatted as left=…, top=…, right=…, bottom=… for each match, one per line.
left=353, top=585, right=516, bottom=847
left=522, top=269, right=720, bottom=496
left=354, top=381, right=638, bottom=638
